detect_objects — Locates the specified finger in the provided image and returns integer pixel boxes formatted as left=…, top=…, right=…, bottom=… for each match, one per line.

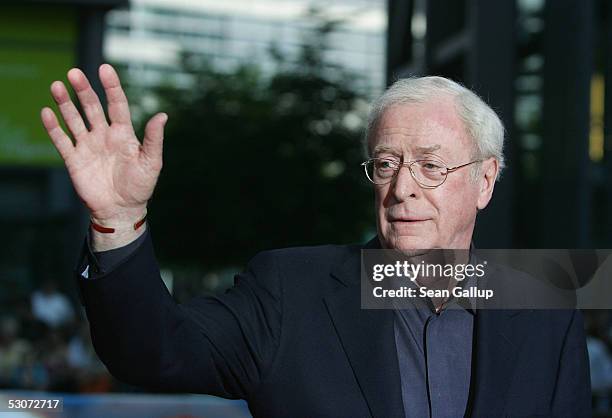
left=142, top=113, right=168, bottom=167
left=99, top=63, right=133, bottom=126
left=41, top=107, right=75, bottom=162
left=50, top=81, right=88, bottom=139
left=67, top=68, right=108, bottom=129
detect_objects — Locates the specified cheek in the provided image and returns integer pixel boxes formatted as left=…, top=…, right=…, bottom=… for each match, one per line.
left=374, top=187, right=394, bottom=237
left=374, top=186, right=388, bottom=214
left=432, top=185, right=478, bottom=227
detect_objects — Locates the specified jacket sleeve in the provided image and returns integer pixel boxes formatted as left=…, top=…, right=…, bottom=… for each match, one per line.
left=85, top=227, right=149, bottom=278
left=76, top=230, right=283, bottom=400
left=550, top=310, right=592, bottom=417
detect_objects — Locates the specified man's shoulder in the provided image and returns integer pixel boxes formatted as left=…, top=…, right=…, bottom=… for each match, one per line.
left=249, top=241, right=363, bottom=274
left=236, top=236, right=375, bottom=296
left=243, top=237, right=379, bottom=285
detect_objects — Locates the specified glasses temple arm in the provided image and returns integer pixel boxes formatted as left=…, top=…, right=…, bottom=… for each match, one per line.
left=447, top=160, right=483, bottom=172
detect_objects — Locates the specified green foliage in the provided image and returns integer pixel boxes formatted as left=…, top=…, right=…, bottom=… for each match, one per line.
left=137, top=17, right=375, bottom=269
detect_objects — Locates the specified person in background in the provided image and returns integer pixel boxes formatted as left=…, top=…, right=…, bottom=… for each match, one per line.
left=31, top=279, right=74, bottom=329
left=585, top=311, right=612, bottom=412
left=0, top=316, right=32, bottom=388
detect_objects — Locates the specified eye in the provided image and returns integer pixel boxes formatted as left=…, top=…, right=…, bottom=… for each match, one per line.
left=372, top=158, right=399, bottom=179
left=377, top=159, right=398, bottom=170
left=421, top=161, right=444, bottom=171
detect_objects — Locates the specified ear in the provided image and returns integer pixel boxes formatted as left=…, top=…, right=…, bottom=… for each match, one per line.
left=476, top=157, right=499, bottom=210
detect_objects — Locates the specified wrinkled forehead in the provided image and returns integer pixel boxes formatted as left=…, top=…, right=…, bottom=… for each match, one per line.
left=368, top=101, right=473, bottom=158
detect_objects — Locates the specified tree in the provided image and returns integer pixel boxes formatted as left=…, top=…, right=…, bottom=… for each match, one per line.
left=132, top=12, right=375, bottom=270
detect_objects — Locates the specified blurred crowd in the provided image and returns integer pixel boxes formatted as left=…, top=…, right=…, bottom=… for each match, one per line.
left=0, top=279, right=115, bottom=392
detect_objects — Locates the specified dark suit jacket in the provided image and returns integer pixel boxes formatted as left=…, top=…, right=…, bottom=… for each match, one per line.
left=77, top=232, right=591, bottom=418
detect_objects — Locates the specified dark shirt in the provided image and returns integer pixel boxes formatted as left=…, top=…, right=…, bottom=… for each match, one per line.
left=394, top=300, right=473, bottom=418
left=81, top=227, right=474, bottom=417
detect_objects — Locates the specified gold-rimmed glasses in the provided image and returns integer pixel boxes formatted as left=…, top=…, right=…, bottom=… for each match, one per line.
left=361, top=157, right=482, bottom=188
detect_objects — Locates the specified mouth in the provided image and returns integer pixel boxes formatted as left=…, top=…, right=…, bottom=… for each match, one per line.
left=389, top=218, right=430, bottom=223
left=387, top=217, right=432, bottom=233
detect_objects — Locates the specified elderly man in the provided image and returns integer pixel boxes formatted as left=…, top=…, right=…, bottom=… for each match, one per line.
left=41, top=65, right=590, bottom=417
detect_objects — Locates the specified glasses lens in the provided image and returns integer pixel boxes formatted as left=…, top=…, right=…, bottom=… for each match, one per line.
left=411, top=160, right=448, bottom=187
left=365, top=159, right=397, bottom=184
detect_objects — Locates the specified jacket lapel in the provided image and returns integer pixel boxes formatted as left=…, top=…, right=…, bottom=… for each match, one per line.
left=323, top=240, right=405, bottom=418
left=466, top=309, right=525, bottom=417
left=323, top=238, right=524, bottom=418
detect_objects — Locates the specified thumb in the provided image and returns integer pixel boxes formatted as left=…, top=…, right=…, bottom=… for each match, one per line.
left=142, top=112, right=168, bottom=166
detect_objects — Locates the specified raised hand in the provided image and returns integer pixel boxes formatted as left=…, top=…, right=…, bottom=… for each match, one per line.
left=41, top=64, right=167, bottom=246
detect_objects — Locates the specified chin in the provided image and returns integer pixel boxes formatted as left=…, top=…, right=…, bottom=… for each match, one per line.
left=383, top=234, right=437, bottom=252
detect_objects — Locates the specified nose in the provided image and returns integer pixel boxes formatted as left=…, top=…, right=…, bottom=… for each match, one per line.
left=389, top=163, right=420, bottom=202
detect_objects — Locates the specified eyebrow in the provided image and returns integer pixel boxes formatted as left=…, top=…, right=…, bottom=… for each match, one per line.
left=415, top=145, right=441, bottom=153
left=372, top=144, right=442, bottom=155
left=372, top=145, right=400, bottom=155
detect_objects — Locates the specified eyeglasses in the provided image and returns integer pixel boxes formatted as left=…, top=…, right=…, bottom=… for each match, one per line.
left=361, top=157, right=482, bottom=189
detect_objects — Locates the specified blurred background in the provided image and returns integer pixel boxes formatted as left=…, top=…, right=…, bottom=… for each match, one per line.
left=0, top=0, right=611, bottom=417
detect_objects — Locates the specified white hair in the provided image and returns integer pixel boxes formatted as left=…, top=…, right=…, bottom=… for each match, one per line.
left=365, top=76, right=506, bottom=180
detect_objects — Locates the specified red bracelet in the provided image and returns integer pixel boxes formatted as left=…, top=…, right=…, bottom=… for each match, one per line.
left=90, top=212, right=147, bottom=234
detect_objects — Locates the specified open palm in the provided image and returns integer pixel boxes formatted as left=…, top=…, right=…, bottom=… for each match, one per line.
left=41, top=64, right=167, bottom=225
